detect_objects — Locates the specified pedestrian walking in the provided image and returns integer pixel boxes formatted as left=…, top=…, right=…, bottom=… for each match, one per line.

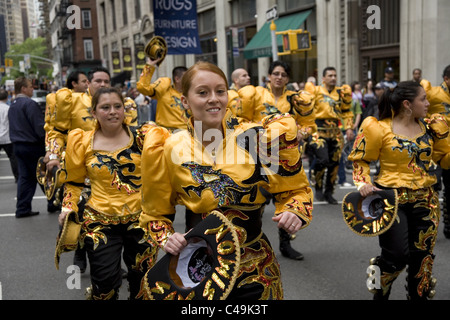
left=8, top=77, right=46, bottom=218
left=0, top=89, right=18, bottom=182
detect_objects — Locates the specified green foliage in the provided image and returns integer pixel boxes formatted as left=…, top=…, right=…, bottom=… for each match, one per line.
left=3, top=37, right=54, bottom=83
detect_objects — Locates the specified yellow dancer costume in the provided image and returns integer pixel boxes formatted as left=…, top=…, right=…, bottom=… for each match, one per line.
left=60, top=123, right=157, bottom=300
left=426, top=79, right=450, bottom=237
left=139, top=111, right=313, bottom=300
left=44, top=92, right=57, bottom=152
left=47, top=88, right=137, bottom=159
left=137, top=64, right=189, bottom=131
left=229, top=84, right=316, bottom=138
left=348, top=114, right=450, bottom=299
left=427, top=81, right=450, bottom=125
left=304, top=81, right=353, bottom=202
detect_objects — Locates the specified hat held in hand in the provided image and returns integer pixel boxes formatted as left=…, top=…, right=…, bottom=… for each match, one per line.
left=141, top=210, right=241, bottom=300
left=342, top=189, right=398, bottom=237
left=144, top=36, right=167, bottom=66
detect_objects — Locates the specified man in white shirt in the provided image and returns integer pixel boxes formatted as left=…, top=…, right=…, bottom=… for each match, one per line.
left=0, top=89, right=18, bottom=182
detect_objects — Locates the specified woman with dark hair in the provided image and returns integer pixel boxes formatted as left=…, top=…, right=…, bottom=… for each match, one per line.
left=139, top=61, right=313, bottom=299
left=227, top=60, right=316, bottom=260
left=348, top=81, right=450, bottom=300
left=58, top=87, right=157, bottom=299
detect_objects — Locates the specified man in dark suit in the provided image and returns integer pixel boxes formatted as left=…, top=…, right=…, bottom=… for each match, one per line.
left=8, top=77, right=51, bottom=218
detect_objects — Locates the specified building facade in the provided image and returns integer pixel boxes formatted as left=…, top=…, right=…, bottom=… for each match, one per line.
left=48, top=0, right=101, bottom=86
left=91, top=0, right=449, bottom=88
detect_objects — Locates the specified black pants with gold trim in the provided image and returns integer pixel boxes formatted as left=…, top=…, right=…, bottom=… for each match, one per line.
left=82, top=209, right=156, bottom=300
left=308, top=130, right=343, bottom=195
left=374, top=187, right=439, bottom=300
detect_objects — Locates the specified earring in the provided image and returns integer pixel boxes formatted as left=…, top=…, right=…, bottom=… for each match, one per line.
left=405, top=108, right=412, bottom=117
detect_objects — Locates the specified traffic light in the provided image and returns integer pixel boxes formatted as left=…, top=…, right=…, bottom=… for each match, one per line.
left=4, top=58, right=13, bottom=67
left=276, top=29, right=312, bottom=55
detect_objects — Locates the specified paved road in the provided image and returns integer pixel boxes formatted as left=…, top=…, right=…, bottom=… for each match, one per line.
left=1, top=152, right=449, bottom=301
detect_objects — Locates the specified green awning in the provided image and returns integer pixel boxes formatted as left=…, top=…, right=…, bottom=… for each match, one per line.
left=243, top=9, right=312, bottom=60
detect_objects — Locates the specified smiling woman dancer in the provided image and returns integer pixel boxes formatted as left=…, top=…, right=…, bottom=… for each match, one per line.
left=139, top=61, right=313, bottom=300
left=58, top=87, right=157, bottom=300
left=348, top=81, right=450, bottom=300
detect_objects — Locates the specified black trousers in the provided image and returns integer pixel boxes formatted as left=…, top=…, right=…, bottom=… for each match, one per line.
left=83, top=216, right=156, bottom=300
left=376, top=187, right=439, bottom=300
left=308, top=132, right=343, bottom=194
left=13, top=142, right=45, bottom=215
left=0, top=143, right=18, bottom=181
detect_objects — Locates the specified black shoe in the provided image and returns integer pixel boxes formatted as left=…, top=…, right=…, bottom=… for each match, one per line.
left=280, top=244, right=304, bottom=260
left=279, top=229, right=304, bottom=260
left=16, top=211, right=39, bottom=218
left=73, top=249, right=87, bottom=273
left=47, top=205, right=61, bottom=213
left=324, top=193, right=338, bottom=205
left=315, top=189, right=325, bottom=201
left=444, top=228, right=450, bottom=239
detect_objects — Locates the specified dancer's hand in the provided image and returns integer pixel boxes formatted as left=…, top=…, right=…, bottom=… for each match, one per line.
left=272, top=211, right=302, bottom=235
left=163, top=232, right=188, bottom=255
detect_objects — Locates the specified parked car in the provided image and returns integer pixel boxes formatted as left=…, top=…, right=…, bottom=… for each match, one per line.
left=31, top=90, right=48, bottom=114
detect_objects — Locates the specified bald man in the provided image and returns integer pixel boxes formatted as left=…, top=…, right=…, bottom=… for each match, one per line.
left=231, top=68, right=251, bottom=90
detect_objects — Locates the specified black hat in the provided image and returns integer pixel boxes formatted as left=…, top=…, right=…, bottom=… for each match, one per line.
left=342, top=189, right=398, bottom=237
left=142, top=210, right=241, bottom=300
left=385, top=67, right=394, bottom=73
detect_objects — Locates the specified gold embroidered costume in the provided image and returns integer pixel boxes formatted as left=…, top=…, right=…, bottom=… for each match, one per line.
left=427, top=82, right=450, bottom=130
left=139, top=111, right=313, bottom=300
left=60, top=123, right=157, bottom=300
left=137, top=64, right=188, bottom=130
left=349, top=115, right=450, bottom=190
left=426, top=81, right=450, bottom=238
left=304, top=82, right=354, bottom=202
left=348, top=114, right=450, bottom=300
left=228, top=84, right=316, bottom=139
left=44, top=92, right=57, bottom=152
left=48, top=88, right=137, bottom=159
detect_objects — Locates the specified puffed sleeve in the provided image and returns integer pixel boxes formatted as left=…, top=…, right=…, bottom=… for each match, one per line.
left=288, top=90, right=317, bottom=138
left=124, top=97, right=138, bottom=126
left=135, top=121, right=158, bottom=150
left=261, top=114, right=314, bottom=229
left=421, top=79, right=432, bottom=93
left=348, top=116, right=383, bottom=189
left=139, top=126, right=176, bottom=248
left=427, top=114, right=450, bottom=169
left=339, top=84, right=354, bottom=130
left=48, top=88, right=72, bottom=157
left=59, top=129, right=88, bottom=215
left=44, top=93, right=56, bottom=151
left=136, top=64, right=157, bottom=97
left=238, top=85, right=261, bottom=122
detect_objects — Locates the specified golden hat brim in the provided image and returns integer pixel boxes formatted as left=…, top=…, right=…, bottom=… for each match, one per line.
left=342, top=189, right=398, bottom=237
left=54, top=210, right=82, bottom=270
left=142, top=210, right=241, bottom=300
left=144, top=36, right=167, bottom=66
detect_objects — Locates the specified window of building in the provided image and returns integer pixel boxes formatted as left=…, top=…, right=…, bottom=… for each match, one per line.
left=122, top=0, right=127, bottom=25
left=84, top=39, right=94, bottom=60
left=134, top=0, right=141, bottom=20
left=82, top=9, right=92, bottom=29
left=230, top=0, right=256, bottom=25
left=101, top=2, right=107, bottom=34
left=198, top=9, right=215, bottom=34
left=111, top=0, right=116, bottom=31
